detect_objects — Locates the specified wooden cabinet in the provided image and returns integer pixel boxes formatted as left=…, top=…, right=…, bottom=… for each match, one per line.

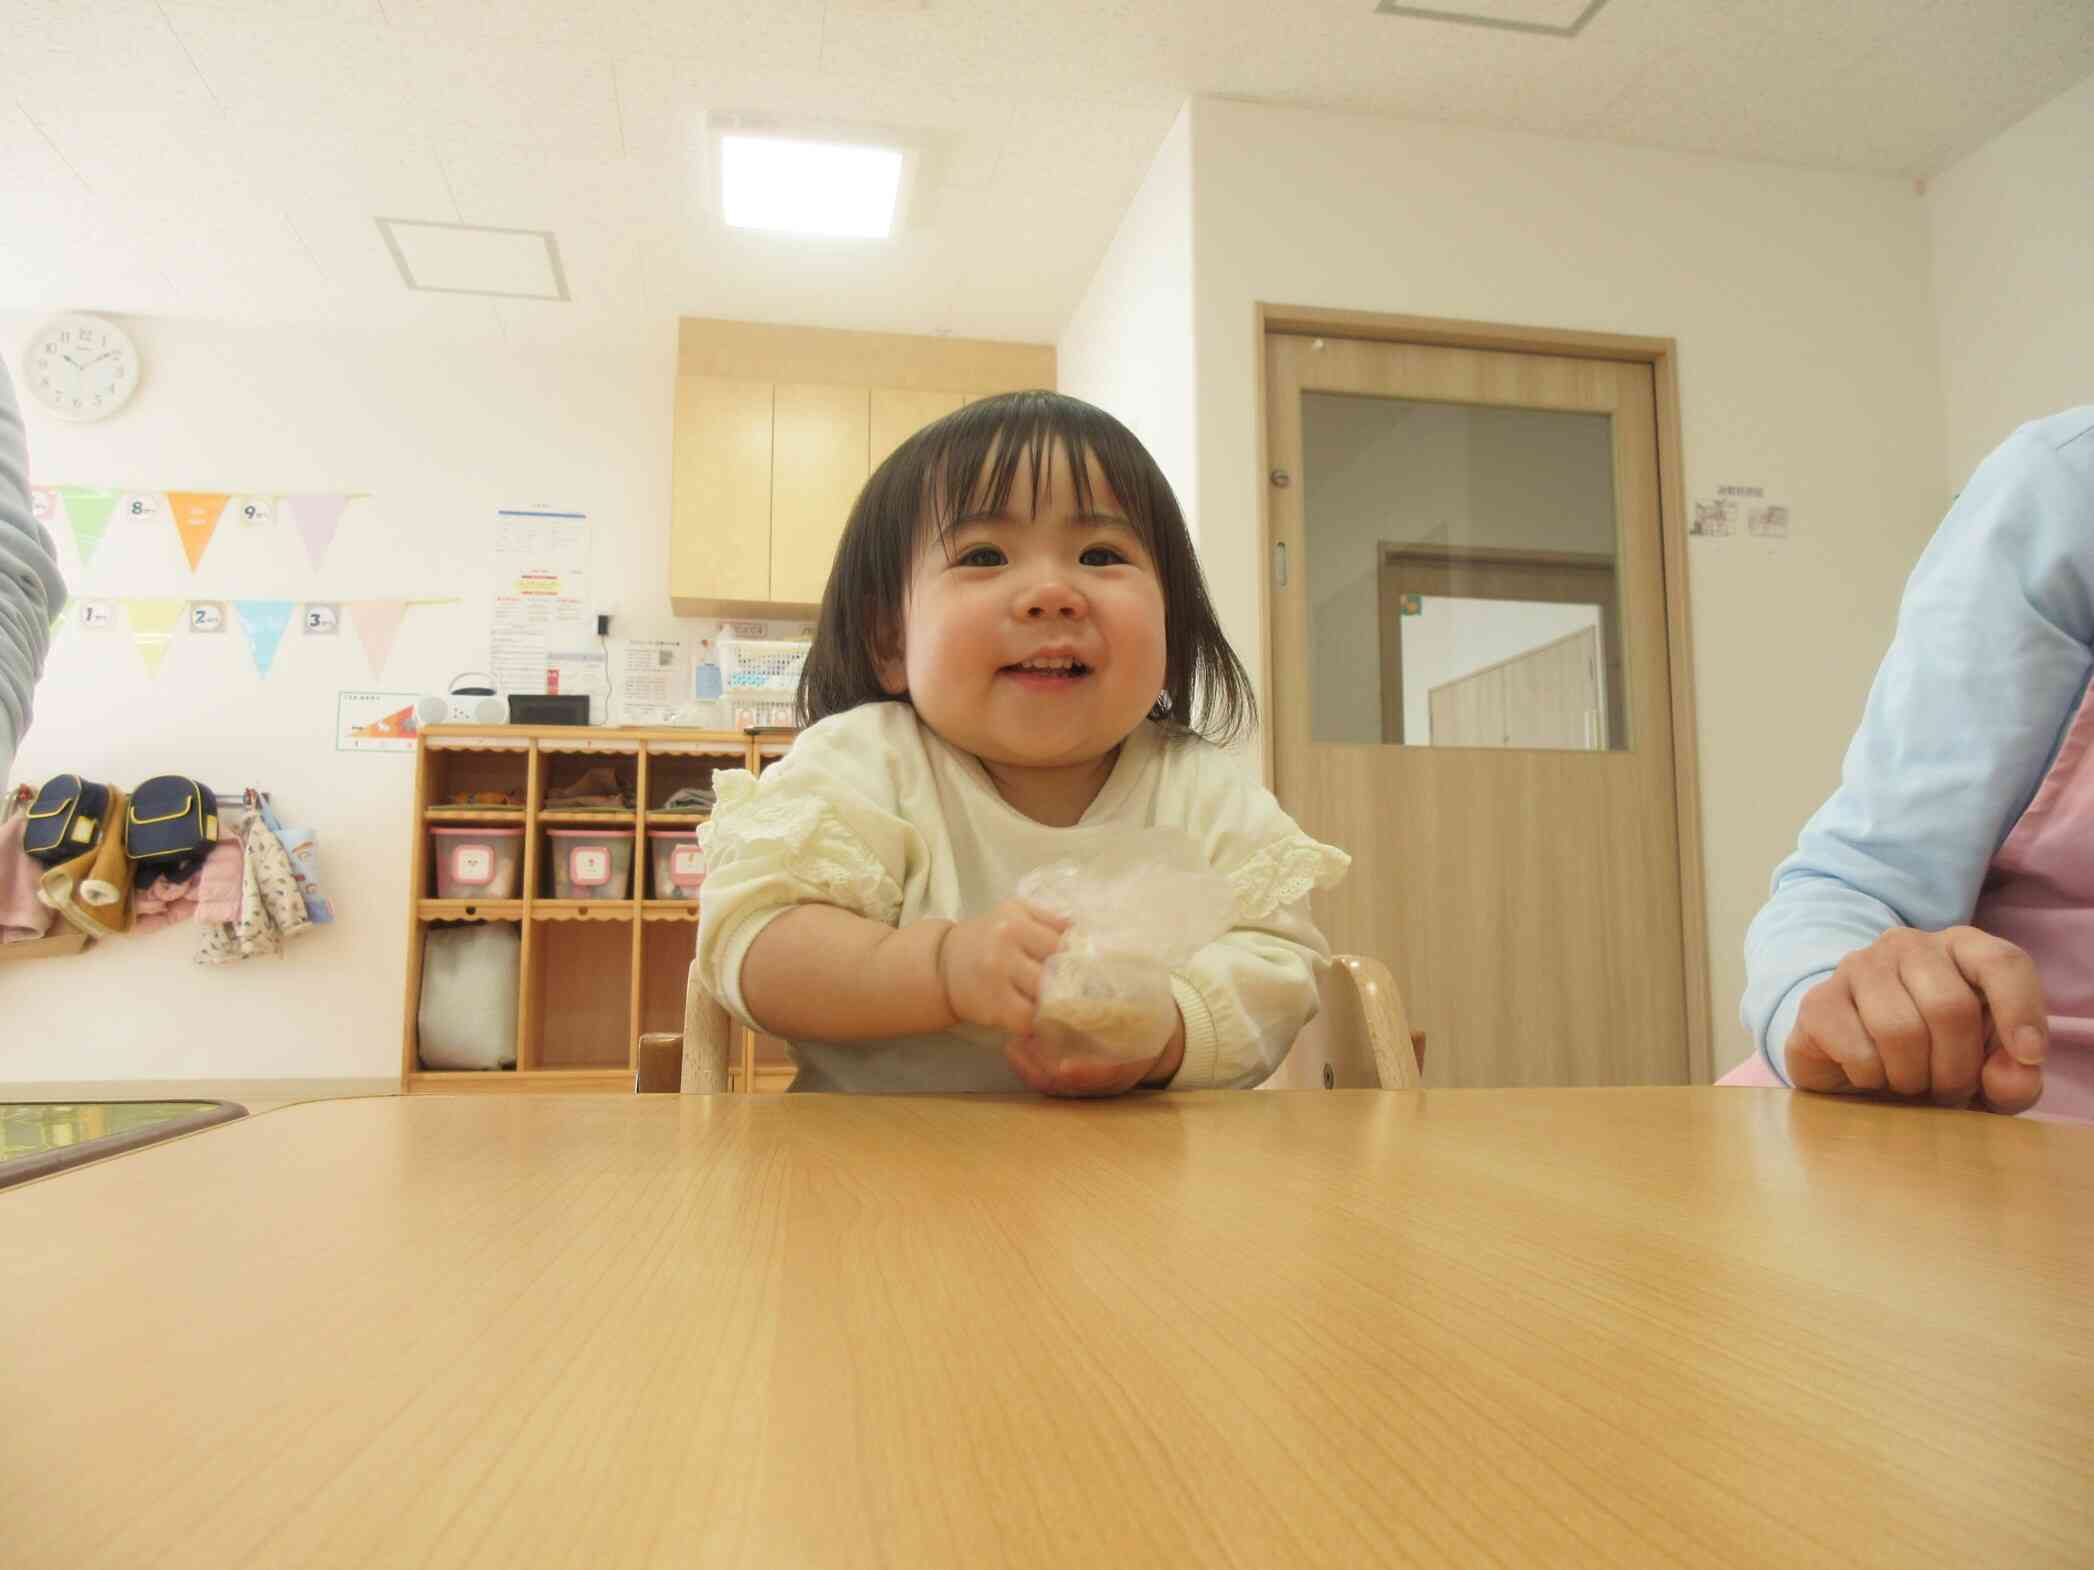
left=670, top=376, right=772, bottom=606
left=401, top=724, right=801, bottom=1095
left=869, top=387, right=963, bottom=471
left=771, top=383, right=873, bottom=607
left=670, top=319, right=1056, bottom=618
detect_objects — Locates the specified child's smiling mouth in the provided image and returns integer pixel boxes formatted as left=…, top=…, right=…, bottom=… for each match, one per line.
left=1001, top=654, right=1092, bottom=684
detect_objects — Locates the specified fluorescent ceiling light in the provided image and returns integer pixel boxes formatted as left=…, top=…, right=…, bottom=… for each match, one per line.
left=720, top=134, right=904, bottom=239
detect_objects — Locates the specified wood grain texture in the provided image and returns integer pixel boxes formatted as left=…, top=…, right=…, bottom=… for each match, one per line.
left=1255, top=304, right=1711, bottom=1083
left=770, top=383, right=871, bottom=607
left=870, top=387, right=963, bottom=472
left=1267, top=333, right=1688, bottom=1092
left=670, top=375, right=773, bottom=608
left=3, top=1091, right=2089, bottom=1570
left=677, top=318, right=1054, bottom=393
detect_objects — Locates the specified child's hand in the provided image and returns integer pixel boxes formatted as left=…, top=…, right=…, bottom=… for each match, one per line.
left=937, top=900, right=1069, bottom=1038
left=1784, top=926, right=2047, bottom=1112
left=1004, top=1024, right=1184, bottom=1098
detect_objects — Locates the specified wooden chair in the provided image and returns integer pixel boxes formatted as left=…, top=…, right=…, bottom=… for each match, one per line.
left=646, top=954, right=1422, bottom=1094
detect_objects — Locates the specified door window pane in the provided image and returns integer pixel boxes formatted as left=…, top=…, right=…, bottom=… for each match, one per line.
left=1301, top=394, right=1627, bottom=750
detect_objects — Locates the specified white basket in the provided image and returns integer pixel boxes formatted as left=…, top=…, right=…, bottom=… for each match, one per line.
left=718, top=639, right=810, bottom=698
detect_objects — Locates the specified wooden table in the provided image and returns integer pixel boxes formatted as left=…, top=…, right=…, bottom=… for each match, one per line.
left=3, top=1090, right=2090, bottom=1569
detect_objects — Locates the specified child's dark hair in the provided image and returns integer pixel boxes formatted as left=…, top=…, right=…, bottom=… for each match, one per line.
left=797, top=390, right=1256, bottom=746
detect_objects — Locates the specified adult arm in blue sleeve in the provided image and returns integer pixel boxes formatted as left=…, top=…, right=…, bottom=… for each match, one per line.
left=0, top=358, right=69, bottom=786
left=1741, top=410, right=2094, bottom=1080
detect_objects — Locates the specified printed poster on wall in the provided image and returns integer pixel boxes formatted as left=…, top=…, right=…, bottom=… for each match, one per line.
left=336, top=690, right=421, bottom=753
left=491, top=508, right=591, bottom=695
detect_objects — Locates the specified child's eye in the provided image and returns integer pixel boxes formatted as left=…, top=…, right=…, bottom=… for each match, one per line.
left=1079, top=545, right=1129, bottom=567
left=954, top=545, right=1005, bottom=568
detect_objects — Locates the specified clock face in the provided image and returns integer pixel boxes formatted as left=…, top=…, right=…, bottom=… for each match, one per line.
left=23, top=313, right=141, bottom=422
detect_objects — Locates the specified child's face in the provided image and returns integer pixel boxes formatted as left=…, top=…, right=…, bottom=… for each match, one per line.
left=877, top=441, right=1168, bottom=776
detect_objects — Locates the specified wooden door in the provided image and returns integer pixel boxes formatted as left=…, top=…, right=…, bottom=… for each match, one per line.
left=670, top=376, right=772, bottom=607
left=1266, top=332, right=1694, bottom=1089
left=771, top=384, right=871, bottom=606
left=870, top=388, right=962, bottom=471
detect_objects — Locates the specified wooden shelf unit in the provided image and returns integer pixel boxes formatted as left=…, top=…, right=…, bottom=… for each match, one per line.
left=402, top=723, right=789, bottom=1094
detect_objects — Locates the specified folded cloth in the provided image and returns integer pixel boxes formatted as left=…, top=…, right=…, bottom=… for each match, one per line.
left=660, top=785, right=716, bottom=811
left=0, top=813, right=53, bottom=943
left=193, top=829, right=243, bottom=923
left=548, top=765, right=633, bottom=808
left=38, top=785, right=134, bottom=939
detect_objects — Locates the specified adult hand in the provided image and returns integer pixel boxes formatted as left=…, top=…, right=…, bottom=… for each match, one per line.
left=1784, top=926, right=2047, bottom=1112
left=937, top=899, right=1068, bottom=1038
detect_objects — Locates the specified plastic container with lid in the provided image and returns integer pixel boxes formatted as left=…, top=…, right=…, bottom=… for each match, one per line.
left=430, top=827, right=523, bottom=899
left=547, top=828, right=634, bottom=900
left=647, top=830, right=705, bottom=900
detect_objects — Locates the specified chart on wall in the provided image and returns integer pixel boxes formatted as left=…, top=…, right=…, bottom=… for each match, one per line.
left=491, top=508, right=591, bottom=697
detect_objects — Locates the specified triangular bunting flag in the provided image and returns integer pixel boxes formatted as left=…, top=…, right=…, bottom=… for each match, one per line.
left=58, top=487, right=120, bottom=569
left=349, top=598, right=408, bottom=678
left=285, top=493, right=349, bottom=570
left=234, top=600, right=295, bottom=678
left=167, top=492, right=231, bottom=572
left=125, top=598, right=184, bottom=680
left=29, top=486, right=59, bottom=528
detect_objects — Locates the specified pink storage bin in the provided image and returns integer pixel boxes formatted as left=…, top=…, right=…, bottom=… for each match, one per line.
left=546, top=828, right=634, bottom=900
left=430, top=827, right=523, bottom=899
left=647, top=830, right=705, bottom=900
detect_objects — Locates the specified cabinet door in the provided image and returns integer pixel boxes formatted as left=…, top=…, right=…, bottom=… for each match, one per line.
left=771, top=383, right=871, bottom=607
left=671, top=376, right=773, bottom=607
left=869, top=388, right=962, bottom=472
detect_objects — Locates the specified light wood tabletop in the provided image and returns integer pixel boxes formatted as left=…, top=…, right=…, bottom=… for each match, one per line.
left=3, top=1089, right=2090, bottom=1569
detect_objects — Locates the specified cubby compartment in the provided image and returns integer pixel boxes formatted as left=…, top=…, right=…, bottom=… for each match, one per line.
left=526, top=915, right=636, bottom=1072
left=643, top=748, right=740, bottom=818
left=412, top=918, right=523, bottom=1074
left=423, top=743, right=530, bottom=816
left=537, top=743, right=638, bottom=822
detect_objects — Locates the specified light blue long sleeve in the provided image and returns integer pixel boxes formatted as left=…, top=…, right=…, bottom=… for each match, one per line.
left=1741, top=408, right=2094, bottom=1081
left=0, top=359, right=69, bottom=787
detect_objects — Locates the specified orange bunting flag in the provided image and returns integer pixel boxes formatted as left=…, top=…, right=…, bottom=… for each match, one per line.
left=166, top=492, right=231, bottom=572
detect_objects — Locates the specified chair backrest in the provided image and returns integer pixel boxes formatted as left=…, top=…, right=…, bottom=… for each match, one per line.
left=679, top=959, right=733, bottom=1094
left=667, top=953, right=1421, bottom=1094
left=1266, top=954, right=1422, bottom=1091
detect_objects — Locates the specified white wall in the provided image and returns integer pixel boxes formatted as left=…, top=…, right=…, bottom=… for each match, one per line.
left=1, top=313, right=689, bottom=1084
left=1181, top=98, right=1947, bottom=1075
left=1056, top=107, right=1199, bottom=529
left=1928, top=68, right=2094, bottom=487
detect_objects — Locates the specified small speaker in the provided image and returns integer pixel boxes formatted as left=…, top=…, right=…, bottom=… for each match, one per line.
left=416, top=692, right=507, bottom=727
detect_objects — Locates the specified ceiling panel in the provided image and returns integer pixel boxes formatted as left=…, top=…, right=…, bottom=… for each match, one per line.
left=10, top=0, right=217, bottom=118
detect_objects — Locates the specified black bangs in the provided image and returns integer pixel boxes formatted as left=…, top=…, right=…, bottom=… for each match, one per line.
left=796, top=390, right=1257, bottom=749
left=916, top=394, right=1166, bottom=564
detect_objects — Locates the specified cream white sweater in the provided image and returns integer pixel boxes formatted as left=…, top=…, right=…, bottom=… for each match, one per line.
left=696, top=702, right=1349, bottom=1093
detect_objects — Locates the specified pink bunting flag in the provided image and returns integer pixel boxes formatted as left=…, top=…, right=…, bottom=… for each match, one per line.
left=284, top=493, right=350, bottom=570
left=348, top=598, right=408, bottom=678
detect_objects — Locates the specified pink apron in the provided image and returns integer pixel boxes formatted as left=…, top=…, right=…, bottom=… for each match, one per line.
left=1723, top=682, right=2094, bottom=1123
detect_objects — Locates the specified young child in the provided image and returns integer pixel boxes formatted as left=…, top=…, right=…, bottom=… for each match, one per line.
left=695, top=391, right=1349, bottom=1095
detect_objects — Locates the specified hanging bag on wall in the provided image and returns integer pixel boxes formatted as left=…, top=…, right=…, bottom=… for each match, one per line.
left=22, top=774, right=115, bottom=865
left=249, top=789, right=334, bottom=925
left=126, top=775, right=219, bottom=880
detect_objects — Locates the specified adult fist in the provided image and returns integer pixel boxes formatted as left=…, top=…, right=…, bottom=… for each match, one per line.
left=1785, top=926, right=2047, bottom=1113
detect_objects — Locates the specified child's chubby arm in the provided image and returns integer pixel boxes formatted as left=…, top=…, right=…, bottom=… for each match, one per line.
left=739, top=898, right=1067, bottom=1043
